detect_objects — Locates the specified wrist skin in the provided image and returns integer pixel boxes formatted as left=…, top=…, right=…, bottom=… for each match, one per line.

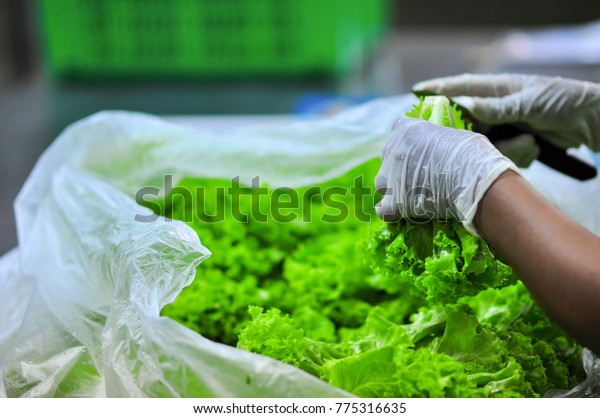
left=473, top=170, right=600, bottom=356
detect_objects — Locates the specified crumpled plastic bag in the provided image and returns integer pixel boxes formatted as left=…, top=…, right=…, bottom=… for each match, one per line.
left=0, top=95, right=415, bottom=397
left=1, top=94, right=599, bottom=397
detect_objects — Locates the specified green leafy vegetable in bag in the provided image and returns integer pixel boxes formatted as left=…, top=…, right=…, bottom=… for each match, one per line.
left=150, top=96, right=584, bottom=397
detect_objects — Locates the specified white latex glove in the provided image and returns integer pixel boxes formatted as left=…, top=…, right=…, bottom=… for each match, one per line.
left=375, top=116, right=517, bottom=235
left=413, top=73, right=600, bottom=152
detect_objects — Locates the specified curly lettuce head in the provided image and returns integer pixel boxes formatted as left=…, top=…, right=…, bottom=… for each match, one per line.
left=359, top=96, right=515, bottom=304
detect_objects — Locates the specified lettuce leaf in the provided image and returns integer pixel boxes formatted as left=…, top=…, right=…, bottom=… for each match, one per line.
left=359, top=220, right=516, bottom=304
left=237, top=300, right=568, bottom=397
left=154, top=96, right=585, bottom=397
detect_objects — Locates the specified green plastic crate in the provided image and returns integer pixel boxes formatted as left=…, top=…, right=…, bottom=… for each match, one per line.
left=37, top=0, right=388, bottom=79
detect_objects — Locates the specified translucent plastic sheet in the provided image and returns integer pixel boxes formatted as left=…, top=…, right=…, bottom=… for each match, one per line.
left=0, top=94, right=598, bottom=397
left=0, top=96, right=413, bottom=397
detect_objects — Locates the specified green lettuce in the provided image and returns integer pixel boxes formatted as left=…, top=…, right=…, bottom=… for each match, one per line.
left=359, top=96, right=516, bottom=305
left=237, top=282, right=582, bottom=397
left=150, top=96, right=585, bottom=397
left=359, top=220, right=516, bottom=304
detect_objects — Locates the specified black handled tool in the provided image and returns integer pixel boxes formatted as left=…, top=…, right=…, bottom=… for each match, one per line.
left=485, top=124, right=597, bottom=181
left=411, top=90, right=597, bottom=181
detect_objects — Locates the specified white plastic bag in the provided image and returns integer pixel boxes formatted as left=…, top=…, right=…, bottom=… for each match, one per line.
left=1, top=94, right=599, bottom=397
left=0, top=95, right=415, bottom=397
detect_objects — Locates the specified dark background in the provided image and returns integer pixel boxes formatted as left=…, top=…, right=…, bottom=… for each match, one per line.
left=1, top=0, right=600, bottom=255
left=394, top=0, right=600, bottom=26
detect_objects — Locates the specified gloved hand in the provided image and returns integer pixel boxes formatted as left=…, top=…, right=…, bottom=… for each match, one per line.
left=413, top=74, right=600, bottom=154
left=375, top=116, right=517, bottom=235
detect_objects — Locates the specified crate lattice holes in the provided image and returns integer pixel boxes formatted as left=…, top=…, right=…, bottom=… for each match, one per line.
left=38, top=0, right=388, bottom=79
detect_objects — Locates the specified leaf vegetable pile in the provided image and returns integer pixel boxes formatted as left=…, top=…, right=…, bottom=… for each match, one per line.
left=148, top=96, right=584, bottom=397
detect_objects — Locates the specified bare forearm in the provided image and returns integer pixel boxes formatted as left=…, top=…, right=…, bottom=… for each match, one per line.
left=474, top=170, right=600, bottom=356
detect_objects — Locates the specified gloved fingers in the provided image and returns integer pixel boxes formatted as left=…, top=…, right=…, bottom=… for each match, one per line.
left=492, top=133, right=540, bottom=168
left=382, top=116, right=409, bottom=160
left=374, top=170, right=390, bottom=196
left=390, top=116, right=447, bottom=147
left=412, top=73, right=527, bottom=98
left=385, top=116, right=426, bottom=160
left=376, top=145, right=406, bottom=222
left=453, top=94, right=524, bottom=125
left=375, top=194, right=403, bottom=222
left=375, top=154, right=402, bottom=205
